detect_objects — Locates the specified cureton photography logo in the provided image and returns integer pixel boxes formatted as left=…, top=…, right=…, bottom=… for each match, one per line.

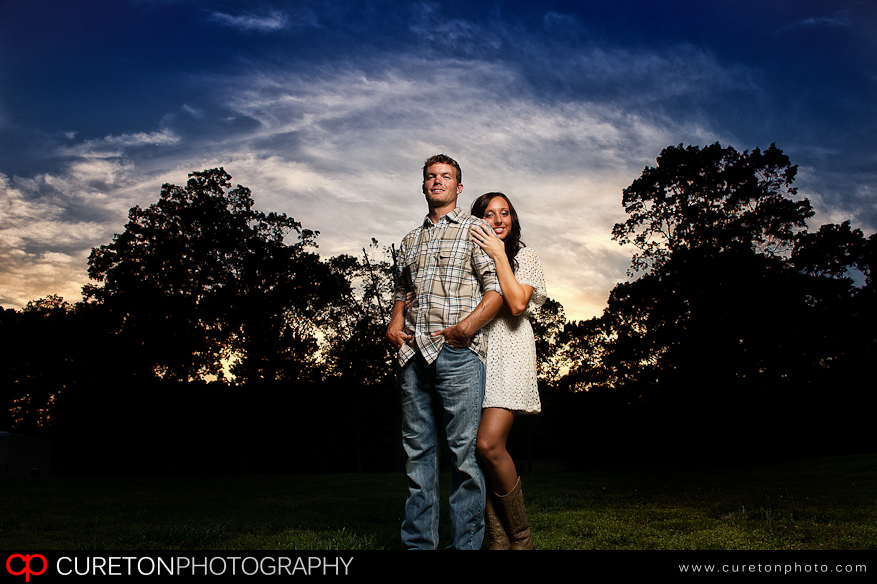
left=6, top=554, right=47, bottom=582
left=3, top=553, right=361, bottom=579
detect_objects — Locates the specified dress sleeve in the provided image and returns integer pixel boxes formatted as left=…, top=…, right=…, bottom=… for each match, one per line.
left=515, top=246, right=547, bottom=316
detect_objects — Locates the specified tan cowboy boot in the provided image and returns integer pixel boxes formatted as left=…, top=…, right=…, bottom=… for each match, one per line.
left=495, top=477, right=535, bottom=550
left=485, top=492, right=510, bottom=550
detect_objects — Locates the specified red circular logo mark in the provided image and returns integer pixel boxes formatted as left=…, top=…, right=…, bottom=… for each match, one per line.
left=6, top=555, right=47, bottom=582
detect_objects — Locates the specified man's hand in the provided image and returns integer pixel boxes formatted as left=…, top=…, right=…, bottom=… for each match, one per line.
left=387, top=329, right=413, bottom=351
left=386, top=299, right=413, bottom=351
left=430, top=290, right=502, bottom=349
left=430, top=324, right=471, bottom=348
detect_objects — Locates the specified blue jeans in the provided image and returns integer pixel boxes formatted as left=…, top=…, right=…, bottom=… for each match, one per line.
left=400, top=345, right=486, bottom=550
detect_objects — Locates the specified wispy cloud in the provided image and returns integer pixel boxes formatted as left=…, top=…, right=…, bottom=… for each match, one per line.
left=58, top=129, right=180, bottom=159
left=776, top=10, right=852, bottom=33
left=208, top=10, right=289, bottom=32
left=408, top=2, right=501, bottom=54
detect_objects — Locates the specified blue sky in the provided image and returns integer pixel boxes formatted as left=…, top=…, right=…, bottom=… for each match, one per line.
left=1, top=0, right=875, bottom=320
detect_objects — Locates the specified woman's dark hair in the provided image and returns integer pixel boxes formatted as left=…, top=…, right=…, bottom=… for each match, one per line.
left=471, top=192, right=523, bottom=272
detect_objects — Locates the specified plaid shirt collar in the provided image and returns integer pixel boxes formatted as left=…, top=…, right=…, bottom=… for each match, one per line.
left=422, top=206, right=465, bottom=228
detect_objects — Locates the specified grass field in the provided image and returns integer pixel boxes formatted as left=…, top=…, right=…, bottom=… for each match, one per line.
left=2, top=453, right=875, bottom=550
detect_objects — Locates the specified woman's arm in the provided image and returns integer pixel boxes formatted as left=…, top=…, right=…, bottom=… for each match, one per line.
left=471, top=223, right=533, bottom=316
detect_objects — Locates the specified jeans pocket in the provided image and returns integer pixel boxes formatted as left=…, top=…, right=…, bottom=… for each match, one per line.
left=441, top=343, right=471, bottom=355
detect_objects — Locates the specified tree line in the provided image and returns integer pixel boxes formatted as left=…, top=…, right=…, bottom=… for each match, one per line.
left=2, top=145, right=875, bottom=474
left=547, top=143, right=876, bottom=467
left=1, top=169, right=400, bottom=474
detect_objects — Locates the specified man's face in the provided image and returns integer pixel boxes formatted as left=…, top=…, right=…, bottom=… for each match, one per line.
left=422, top=163, right=463, bottom=209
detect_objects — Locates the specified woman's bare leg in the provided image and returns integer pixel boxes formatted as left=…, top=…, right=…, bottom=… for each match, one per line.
left=477, top=407, right=518, bottom=495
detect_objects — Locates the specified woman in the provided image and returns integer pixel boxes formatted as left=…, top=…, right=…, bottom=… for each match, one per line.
left=470, top=192, right=546, bottom=550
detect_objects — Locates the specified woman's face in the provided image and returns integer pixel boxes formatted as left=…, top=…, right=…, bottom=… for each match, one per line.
left=482, top=196, right=511, bottom=240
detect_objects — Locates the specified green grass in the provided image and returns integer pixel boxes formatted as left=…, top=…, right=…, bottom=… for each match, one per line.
left=1, top=454, right=875, bottom=550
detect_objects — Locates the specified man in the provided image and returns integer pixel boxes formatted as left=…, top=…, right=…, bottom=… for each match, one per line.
left=387, top=154, right=503, bottom=550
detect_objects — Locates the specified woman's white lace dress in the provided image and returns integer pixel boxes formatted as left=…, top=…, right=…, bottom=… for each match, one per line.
left=482, top=246, right=547, bottom=414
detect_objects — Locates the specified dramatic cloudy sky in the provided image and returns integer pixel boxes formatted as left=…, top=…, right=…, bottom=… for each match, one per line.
left=1, top=0, right=875, bottom=320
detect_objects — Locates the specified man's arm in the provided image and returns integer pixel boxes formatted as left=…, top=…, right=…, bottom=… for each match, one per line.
left=386, top=236, right=414, bottom=351
left=386, top=299, right=413, bottom=351
left=430, top=290, right=502, bottom=348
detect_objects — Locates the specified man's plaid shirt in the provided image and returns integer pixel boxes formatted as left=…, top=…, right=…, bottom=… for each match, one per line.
left=394, top=207, right=501, bottom=367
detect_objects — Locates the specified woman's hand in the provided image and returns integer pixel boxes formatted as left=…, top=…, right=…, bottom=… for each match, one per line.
left=471, top=223, right=505, bottom=261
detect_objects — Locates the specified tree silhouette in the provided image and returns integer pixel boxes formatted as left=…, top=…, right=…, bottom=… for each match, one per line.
left=792, top=221, right=867, bottom=280
left=85, top=168, right=322, bottom=382
left=564, top=143, right=876, bottom=466
left=530, top=297, right=567, bottom=385
left=612, top=143, right=813, bottom=274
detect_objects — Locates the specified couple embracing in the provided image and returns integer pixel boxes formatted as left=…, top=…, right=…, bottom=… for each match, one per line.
left=386, top=154, right=546, bottom=550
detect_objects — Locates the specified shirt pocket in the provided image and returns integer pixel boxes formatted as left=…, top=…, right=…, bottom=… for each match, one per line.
left=437, top=248, right=468, bottom=295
